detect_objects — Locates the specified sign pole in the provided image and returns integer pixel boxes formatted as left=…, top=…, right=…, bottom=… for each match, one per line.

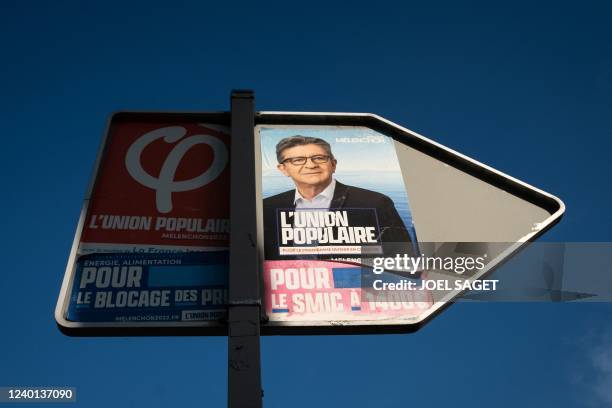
left=227, top=90, right=263, bottom=408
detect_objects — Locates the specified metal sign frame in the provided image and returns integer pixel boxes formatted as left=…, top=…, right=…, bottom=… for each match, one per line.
left=55, top=110, right=564, bottom=336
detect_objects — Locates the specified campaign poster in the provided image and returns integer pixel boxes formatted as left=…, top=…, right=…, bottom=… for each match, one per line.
left=80, top=120, right=230, bottom=253
left=260, top=125, right=431, bottom=323
left=64, top=118, right=230, bottom=324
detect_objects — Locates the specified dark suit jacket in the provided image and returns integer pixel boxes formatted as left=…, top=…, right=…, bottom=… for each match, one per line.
left=263, top=181, right=413, bottom=260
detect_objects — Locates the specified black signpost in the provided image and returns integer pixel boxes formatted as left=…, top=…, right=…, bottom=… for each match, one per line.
left=227, top=90, right=263, bottom=408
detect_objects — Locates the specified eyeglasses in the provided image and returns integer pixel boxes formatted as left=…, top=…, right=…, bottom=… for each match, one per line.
left=281, top=155, right=332, bottom=166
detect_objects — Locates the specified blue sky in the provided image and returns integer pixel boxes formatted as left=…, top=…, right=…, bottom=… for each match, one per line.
left=1, top=1, right=611, bottom=407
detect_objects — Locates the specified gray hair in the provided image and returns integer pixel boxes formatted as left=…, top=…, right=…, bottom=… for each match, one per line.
left=275, top=135, right=334, bottom=163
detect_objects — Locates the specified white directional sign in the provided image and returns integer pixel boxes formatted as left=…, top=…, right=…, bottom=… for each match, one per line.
left=56, top=111, right=564, bottom=335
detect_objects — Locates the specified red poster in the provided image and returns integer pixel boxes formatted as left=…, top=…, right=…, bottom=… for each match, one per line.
left=80, top=120, right=230, bottom=253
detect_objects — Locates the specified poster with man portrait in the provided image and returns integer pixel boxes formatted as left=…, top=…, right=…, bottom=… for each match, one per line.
left=260, top=125, right=427, bottom=323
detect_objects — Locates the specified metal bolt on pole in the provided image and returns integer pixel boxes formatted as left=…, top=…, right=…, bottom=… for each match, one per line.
left=227, top=90, right=263, bottom=408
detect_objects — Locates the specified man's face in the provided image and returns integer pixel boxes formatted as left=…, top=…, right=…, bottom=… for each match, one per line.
left=277, top=144, right=336, bottom=188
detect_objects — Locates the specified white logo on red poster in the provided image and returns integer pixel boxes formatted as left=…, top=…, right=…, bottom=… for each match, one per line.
left=125, top=126, right=228, bottom=213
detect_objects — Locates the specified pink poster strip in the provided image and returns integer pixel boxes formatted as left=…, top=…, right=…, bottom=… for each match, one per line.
left=263, top=260, right=433, bottom=322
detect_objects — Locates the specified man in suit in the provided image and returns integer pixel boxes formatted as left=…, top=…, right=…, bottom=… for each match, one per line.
left=263, top=135, right=413, bottom=260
